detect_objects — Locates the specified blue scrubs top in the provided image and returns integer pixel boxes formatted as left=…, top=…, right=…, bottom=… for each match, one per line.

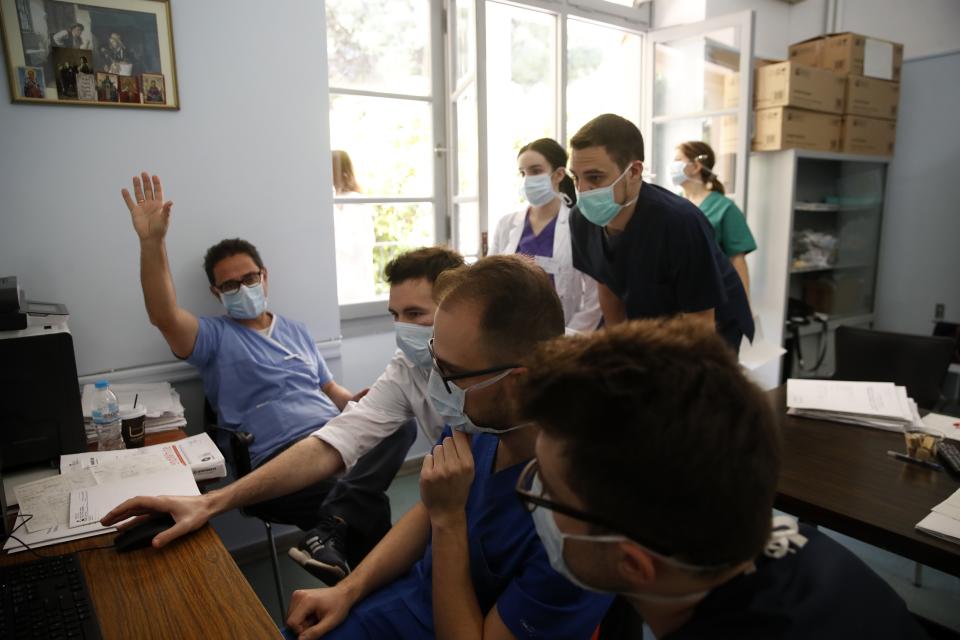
left=570, top=182, right=754, bottom=348
left=186, top=314, right=338, bottom=466
left=325, top=427, right=613, bottom=639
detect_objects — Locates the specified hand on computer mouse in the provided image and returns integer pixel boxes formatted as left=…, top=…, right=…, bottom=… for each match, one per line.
left=101, top=494, right=213, bottom=548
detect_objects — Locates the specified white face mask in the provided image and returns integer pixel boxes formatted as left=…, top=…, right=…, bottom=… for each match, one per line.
left=394, top=322, right=433, bottom=368
left=521, top=173, right=559, bottom=207
left=426, top=368, right=529, bottom=435
left=219, top=282, right=267, bottom=319
left=669, top=160, right=691, bottom=186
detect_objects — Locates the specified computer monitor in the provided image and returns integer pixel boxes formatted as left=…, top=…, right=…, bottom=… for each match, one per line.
left=0, top=325, right=85, bottom=471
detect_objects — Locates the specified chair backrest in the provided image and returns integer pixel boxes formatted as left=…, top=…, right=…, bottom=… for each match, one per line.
left=833, top=326, right=955, bottom=409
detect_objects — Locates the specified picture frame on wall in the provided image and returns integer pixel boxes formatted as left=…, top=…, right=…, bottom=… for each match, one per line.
left=0, top=0, right=178, bottom=109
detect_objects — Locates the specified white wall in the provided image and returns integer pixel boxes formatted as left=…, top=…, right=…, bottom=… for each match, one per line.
left=654, top=0, right=960, bottom=60
left=874, top=51, right=960, bottom=334
left=0, top=0, right=339, bottom=375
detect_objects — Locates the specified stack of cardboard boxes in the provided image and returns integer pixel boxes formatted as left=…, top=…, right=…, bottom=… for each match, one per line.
left=752, top=32, right=902, bottom=155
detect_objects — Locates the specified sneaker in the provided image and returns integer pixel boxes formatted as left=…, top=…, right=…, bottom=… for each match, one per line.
left=288, top=514, right=350, bottom=584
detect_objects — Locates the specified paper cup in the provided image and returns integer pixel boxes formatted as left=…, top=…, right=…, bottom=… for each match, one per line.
left=120, top=406, right=147, bottom=448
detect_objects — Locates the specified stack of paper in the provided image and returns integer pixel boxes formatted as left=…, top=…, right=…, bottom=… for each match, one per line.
left=4, top=459, right=200, bottom=554
left=60, top=432, right=226, bottom=482
left=919, top=413, right=960, bottom=442
left=81, top=382, right=187, bottom=442
left=786, top=379, right=921, bottom=432
left=916, top=488, right=960, bottom=545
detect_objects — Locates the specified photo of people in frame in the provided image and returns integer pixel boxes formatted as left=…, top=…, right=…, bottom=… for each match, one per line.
left=18, top=66, right=45, bottom=98
left=118, top=75, right=141, bottom=103
left=51, top=46, right=93, bottom=99
left=141, top=73, right=165, bottom=104
left=95, top=71, right=119, bottom=102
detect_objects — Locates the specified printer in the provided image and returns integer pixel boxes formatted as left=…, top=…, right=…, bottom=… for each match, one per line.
left=0, top=277, right=85, bottom=470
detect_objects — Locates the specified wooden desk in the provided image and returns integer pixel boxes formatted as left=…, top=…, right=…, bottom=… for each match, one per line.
left=772, top=386, right=960, bottom=576
left=1, top=526, right=280, bottom=639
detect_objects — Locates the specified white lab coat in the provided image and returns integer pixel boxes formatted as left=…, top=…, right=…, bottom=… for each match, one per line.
left=490, top=203, right=602, bottom=332
left=311, top=350, right=442, bottom=471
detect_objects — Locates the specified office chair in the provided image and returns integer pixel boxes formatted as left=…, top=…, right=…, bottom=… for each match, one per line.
left=203, top=400, right=286, bottom=619
left=833, top=326, right=955, bottom=410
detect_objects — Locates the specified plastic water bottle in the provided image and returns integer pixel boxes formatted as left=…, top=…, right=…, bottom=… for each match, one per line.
left=91, top=380, right=124, bottom=451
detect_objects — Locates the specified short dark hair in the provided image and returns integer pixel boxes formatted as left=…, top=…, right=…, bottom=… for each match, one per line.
left=570, top=114, right=645, bottom=169
left=203, top=238, right=265, bottom=285
left=519, top=317, right=781, bottom=567
left=434, top=255, right=564, bottom=363
left=384, top=246, right=465, bottom=286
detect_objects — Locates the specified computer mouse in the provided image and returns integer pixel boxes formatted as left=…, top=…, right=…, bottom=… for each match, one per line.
left=113, top=514, right=177, bottom=552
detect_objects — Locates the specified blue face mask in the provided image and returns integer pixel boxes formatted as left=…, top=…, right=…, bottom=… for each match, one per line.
left=427, top=368, right=529, bottom=435
left=395, top=322, right=433, bottom=368
left=576, top=165, right=638, bottom=227
left=219, top=282, right=267, bottom=320
left=521, top=173, right=558, bottom=207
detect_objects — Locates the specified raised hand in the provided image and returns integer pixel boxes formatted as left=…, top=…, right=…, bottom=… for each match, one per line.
left=121, top=172, right=173, bottom=241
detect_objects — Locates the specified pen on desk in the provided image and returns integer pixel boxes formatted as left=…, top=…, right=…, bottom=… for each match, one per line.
left=886, top=450, right=943, bottom=472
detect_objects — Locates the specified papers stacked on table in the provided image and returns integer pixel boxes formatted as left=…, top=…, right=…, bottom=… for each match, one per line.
left=60, top=433, right=226, bottom=482
left=4, top=454, right=201, bottom=554
left=81, top=382, right=187, bottom=443
left=919, top=413, right=960, bottom=442
left=916, top=488, right=960, bottom=545
left=786, top=379, right=921, bottom=432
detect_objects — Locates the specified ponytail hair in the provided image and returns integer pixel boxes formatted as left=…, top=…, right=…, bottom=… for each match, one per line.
left=518, top=138, right=577, bottom=205
left=678, top=141, right=725, bottom=195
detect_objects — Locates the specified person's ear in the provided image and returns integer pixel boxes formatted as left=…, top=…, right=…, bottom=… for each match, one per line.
left=630, top=161, right=644, bottom=182
left=616, top=540, right=657, bottom=590
left=552, top=166, right=567, bottom=186
left=209, top=285, right=221, bottom=301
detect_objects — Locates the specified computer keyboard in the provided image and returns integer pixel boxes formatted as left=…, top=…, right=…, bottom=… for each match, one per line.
left=0, top=553, right=102, bottom=639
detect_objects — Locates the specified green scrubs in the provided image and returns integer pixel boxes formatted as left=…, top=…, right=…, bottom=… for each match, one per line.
left=698, top=191, right=757, bottom=257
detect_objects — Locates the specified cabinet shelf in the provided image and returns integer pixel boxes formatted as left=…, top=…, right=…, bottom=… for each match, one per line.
left=794, top=201, right=880, bottom=212
left=790, top=262, right=874, bottom=274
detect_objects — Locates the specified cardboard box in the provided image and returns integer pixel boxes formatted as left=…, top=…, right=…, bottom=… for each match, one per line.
left=717, top=115, right=738, bottom=156
left=844, top=76, right=899, bottom=120
left=723, top=72, right=739, bottom=109
left=753, top=107, right=841, bottom=152
left=789, top=33, right=903, bottom=81
left=755, top=61, right=846, bottom=114
left=840, top=115, right=896, bottom=155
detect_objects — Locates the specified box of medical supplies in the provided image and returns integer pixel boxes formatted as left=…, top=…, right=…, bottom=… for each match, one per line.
left=839, top=115, right=897, bottom=155
left=754, top=61, right=845, bottom=114
left=844, top=75, right=899, bottom=120
left=789, top=33, right=903, bottom=81
left=753, top=107, right=841, bottom=152
left=723, top=58, right=779, bottom=109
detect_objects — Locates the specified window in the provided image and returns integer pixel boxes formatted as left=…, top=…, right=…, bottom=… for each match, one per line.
left=327, top=0, right=443, bottom=306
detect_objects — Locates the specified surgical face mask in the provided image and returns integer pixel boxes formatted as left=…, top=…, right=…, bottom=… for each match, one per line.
left=529, top=474, right=716, bottom=601
left=521, top=173, right=559, bottom=207
left=427, top=368, right=528, bottom=435
left=669, top=160, right=691, bottom=186
left=395, top=322, right=433, bottom=368
left=219, top=282, right=267, bottom=320
left=576, top=165, right=638, bottom=227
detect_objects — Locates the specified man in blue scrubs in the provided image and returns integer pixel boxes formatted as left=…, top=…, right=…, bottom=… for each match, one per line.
left=119, top=172, right=416, bottom=572
left=567, top=114, right=753, bottom=349
left=517, top=318, right=926, bottom=639
left=284, top=256, right=613, bottom=639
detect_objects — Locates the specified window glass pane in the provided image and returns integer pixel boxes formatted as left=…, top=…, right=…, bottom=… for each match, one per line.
left=455, top=85, right=478, bottom=196
left=456, top=201, right=480, bottom=258
left=326, top=0, right=431, bottom=95
left=329, top=94, right=433, bottom=198
left=335, top=203, right=435, bottom=304
left=456, top=0, right=476, bottom=84
left=486, top=2, right=557, bottom=235
left=653, top=27, right=740, bottom=116
left=651, top=115, right=738, bottom=198
left=566, top=19, right=641, bottom=140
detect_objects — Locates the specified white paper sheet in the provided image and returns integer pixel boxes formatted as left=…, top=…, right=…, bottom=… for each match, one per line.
left=3, top=515, right=115, bottom=553
left=68, top=466, right=199, bottom=528
left=14, top=470, right=97, bottom=533
left=786, top=379, right=913, bottom=422
left=60, top=432, right=225, bottom=481
left=864, top=38, right=895, bottom=80
left=921, top=413, right=960, bottom=442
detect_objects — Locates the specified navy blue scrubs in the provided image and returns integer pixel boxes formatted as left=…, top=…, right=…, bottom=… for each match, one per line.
left=570, top=182, right=754, bottom=349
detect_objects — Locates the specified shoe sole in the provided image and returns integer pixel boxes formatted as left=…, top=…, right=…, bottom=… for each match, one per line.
left=287, top=547, right=349, bottom=585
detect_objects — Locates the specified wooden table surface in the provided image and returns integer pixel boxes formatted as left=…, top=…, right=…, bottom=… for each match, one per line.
left=772, top=386, right=960, bottom=576
left=5, top=429, right=280, bottom=639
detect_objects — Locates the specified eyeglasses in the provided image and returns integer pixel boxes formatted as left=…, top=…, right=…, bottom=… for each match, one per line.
left=427, top=337, right=519, bottom=394
left=515, top=459, right=681, bottom=556
left=214, top=270, right=262, bottom=295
